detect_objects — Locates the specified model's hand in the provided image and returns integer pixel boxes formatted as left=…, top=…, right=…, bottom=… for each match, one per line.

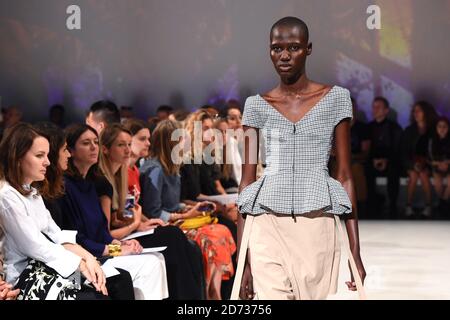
left=239, top=263, right=254, bottom=300
left=346, top=253, right=366, bottom=291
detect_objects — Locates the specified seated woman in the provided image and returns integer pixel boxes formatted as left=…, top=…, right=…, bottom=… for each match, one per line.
left=0, top=123, right=107, bottom=300
left=139, top=120, right=236, bottom=300
left=57, top=123, right=168, bottom=300
left=214, top=117, right=241, bottom=194
left=401, top=102, right=437, bottom=217
left=182, top=110, right=239, bottom=223
left=34, top=122, right=135, bottom=300
left=95, top=121, right=205, bottom=300
left=428, top=117, right=450, bottom=214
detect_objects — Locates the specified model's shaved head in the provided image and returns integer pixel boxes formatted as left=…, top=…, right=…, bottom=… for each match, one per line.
left=270, top=16, right=309, bottom=42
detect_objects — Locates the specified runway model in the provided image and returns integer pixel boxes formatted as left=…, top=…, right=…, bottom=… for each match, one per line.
left=232, top=17, right=366, bottom=300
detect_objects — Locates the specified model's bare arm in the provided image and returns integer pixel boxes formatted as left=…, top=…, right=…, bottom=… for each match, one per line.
left=334, top=119, right=366, bottom=290
left=236, top=125, right=259, bottom=299
left=237, top=126, right=259, bottom=252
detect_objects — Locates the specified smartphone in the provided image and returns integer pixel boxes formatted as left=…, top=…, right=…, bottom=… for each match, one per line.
left=198, top=203, right=214, bottom=212
left=123, top=194, right=135, bottom=218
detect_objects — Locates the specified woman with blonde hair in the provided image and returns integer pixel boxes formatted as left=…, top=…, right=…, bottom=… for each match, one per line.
left=182, top=110, right=239, bottom=222
left=140, top=119, right=236, bottom=300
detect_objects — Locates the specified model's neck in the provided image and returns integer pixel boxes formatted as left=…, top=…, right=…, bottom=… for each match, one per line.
left=279, top=73, right=309, bottom=93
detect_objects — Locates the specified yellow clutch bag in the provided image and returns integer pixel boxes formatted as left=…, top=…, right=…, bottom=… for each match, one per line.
left=180, top=214, right=218, bottom=230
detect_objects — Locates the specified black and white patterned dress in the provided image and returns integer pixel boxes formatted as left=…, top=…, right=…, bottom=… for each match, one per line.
left=15, top=260, right=80, bottom=300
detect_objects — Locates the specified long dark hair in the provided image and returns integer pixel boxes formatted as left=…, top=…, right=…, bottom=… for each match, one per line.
left=433, top=116, right=450, bottom=137
left=430, top=116, right=450, bottom=160
left=33, top=122, right=66, bottom=199
left=64, top=124, right=99, bottom=178
left=0, top=123, right=49, bottom=196
left=410, top=101, right=438, bottom=132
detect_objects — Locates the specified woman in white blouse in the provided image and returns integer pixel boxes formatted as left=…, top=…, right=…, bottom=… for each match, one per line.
left=0, top=123, right=107, bottom=299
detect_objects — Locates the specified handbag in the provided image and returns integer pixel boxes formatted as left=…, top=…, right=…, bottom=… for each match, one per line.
left=180, top=213, right=218, bottom=230
left=14, top=259, right=82, bottom=300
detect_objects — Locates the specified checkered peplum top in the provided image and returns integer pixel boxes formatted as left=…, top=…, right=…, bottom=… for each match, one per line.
left=237, top=85, right=354, bottom=216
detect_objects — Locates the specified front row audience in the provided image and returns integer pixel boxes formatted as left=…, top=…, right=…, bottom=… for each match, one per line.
left=0, top=118, right=238, bottom=300
left=0, top=123, right=133, bottom=300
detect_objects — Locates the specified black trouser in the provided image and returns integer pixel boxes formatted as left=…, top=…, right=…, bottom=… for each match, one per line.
left=365, top=161, right=400, bottom=218
left=217, top=215, right=237, bottom=300
left=76, top=268, right=135, bottom=300
left=136, top=225, right=204, bottom=300
left=106, top=268, right=135, bottom=300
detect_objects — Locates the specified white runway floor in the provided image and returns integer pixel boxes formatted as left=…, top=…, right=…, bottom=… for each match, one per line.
left=327, top=220, right=450, bottom=300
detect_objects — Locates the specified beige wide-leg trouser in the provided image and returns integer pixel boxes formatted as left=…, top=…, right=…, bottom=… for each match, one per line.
left=231, top=211, right=366, bottom=300
left=250, top=212, right=340, bottom=299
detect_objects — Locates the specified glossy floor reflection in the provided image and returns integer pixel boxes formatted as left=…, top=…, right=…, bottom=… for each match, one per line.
left=327, top=220, right=450, bottom=300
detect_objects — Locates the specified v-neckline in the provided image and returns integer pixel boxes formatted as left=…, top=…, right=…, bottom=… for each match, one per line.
left=257, top=85, right=336, bottom=125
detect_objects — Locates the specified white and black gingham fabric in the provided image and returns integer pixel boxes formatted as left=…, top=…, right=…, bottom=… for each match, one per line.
left=237, top=85, right=353, bottom=216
